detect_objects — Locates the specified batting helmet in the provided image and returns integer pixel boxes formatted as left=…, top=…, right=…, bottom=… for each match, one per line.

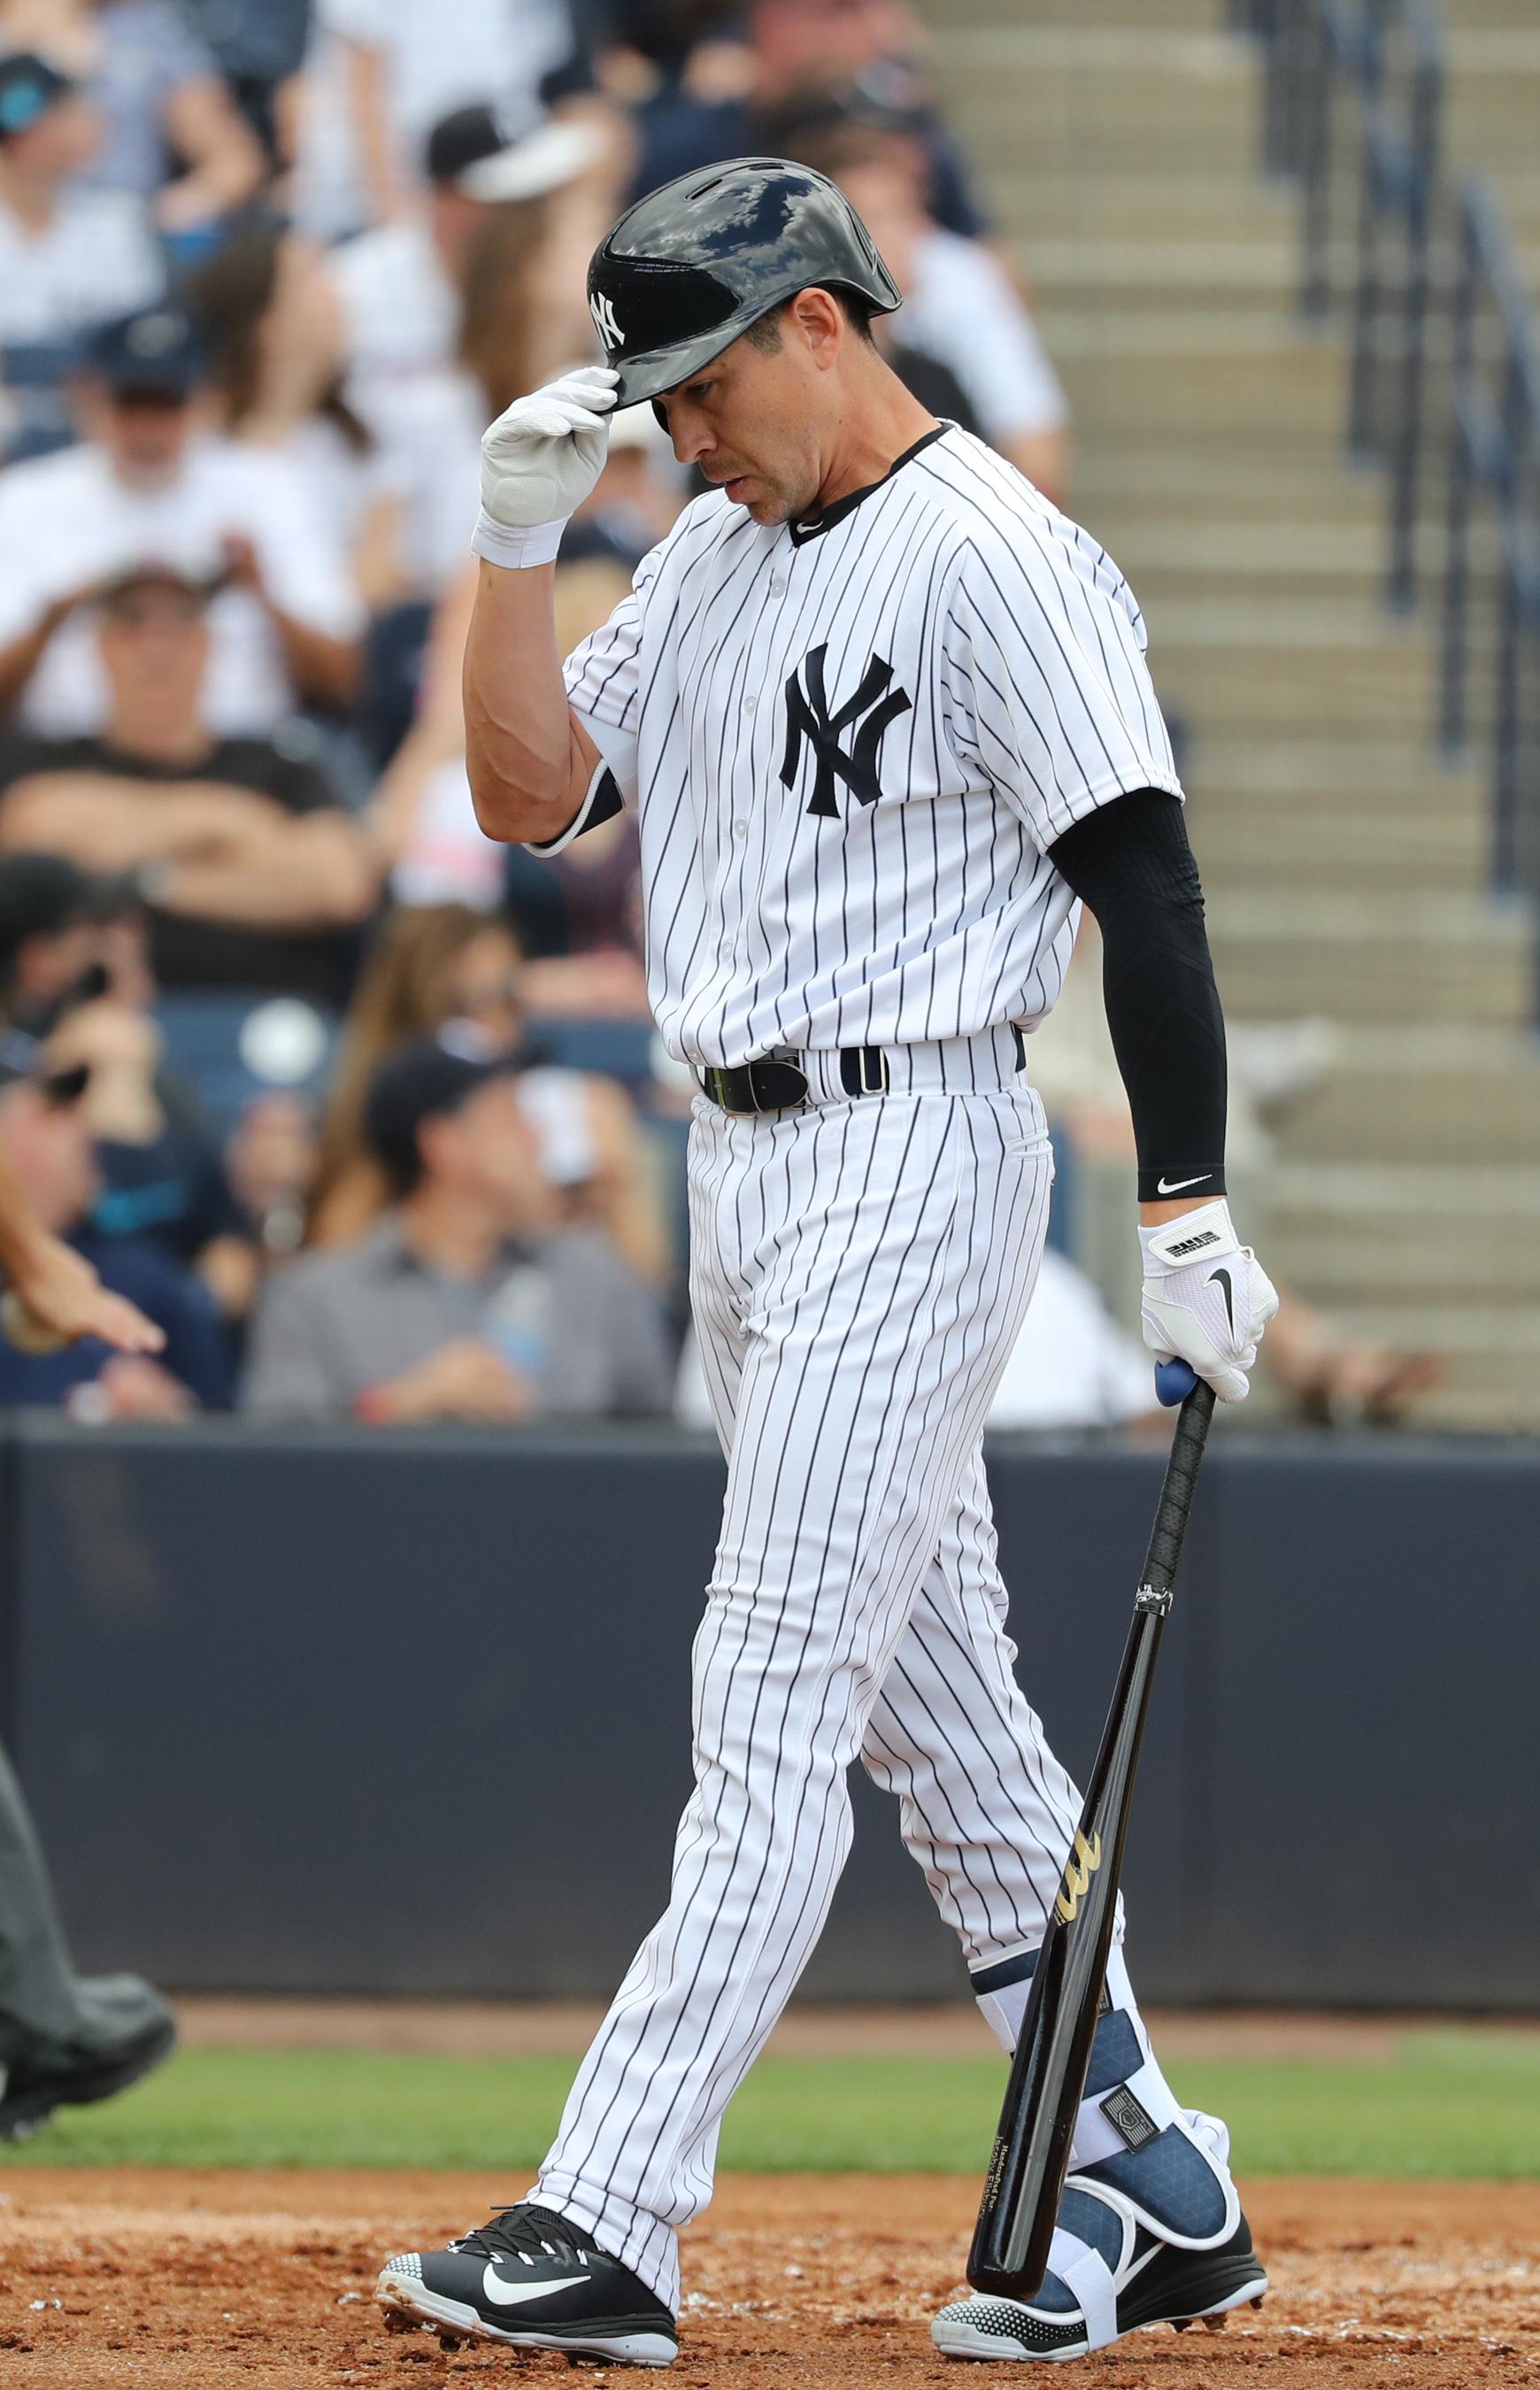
left=588, top=157, right=902, bottom=408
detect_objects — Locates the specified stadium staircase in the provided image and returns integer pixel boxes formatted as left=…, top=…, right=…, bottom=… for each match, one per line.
left=927, top=0, right=1540, bottom=1428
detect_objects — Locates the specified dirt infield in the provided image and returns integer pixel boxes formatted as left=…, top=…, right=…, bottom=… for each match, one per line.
left=1, top=2172, right=1535, bottom=2388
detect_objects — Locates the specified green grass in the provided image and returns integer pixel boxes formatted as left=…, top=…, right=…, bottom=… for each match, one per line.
left=4, top=2032, right=1537, bottom=2177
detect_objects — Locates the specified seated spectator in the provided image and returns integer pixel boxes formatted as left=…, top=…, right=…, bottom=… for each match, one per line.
left=628, top=0, right=988, bottom=239
left=332, top=100, right=608, bottom=597
left=0, top=0, right=265, bottom=235
left=45, top=983, right=259, bottom=1324
left=0, top=1028, right=232, bottom=1411
left=243, top=1030, right=673, bottom=1420
left=309, top=902, right=667, bottom=1284
left=0, top=51, right=162, bottom=350
left=187, top=222, right=404, bottom=607
left=300, top=0, right=602, bottom=233
left=0, top=305, right=365, bottom=736
left=0, top=562, right=379, bottom=1008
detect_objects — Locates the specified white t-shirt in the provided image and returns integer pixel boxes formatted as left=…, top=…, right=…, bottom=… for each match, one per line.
left=0, top=187, right=164, bottom=347
left=296, top=0, right=574, bottom=235
left=984, top=1249, right=1153, bottom=1429
left=333, top=220, right=484, bottom=590
left=0, top=437, right=366, bottom=736
left=902, top=229, right=1068, bottom=447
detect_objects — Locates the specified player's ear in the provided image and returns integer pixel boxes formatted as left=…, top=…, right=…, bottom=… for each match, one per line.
left=789, top=287, right=844, bottom=368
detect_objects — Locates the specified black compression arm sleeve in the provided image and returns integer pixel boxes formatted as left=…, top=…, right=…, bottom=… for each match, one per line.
left=1047, top=790, right=1227, bottom=1204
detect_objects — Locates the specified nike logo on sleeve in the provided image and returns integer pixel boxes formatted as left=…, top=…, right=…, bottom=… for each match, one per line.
left=1156, top=1174, right=1212, bottom=1196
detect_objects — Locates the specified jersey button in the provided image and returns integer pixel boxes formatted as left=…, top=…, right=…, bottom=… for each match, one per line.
left=733, top=818, right=749, bottom=836
left=743, top=693, right=756, bottom=714
left=771, top=574, right=787, bottom=598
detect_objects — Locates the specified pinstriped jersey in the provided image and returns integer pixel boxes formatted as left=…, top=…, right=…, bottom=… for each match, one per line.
left=555, top=422, right=1181, bottom=1071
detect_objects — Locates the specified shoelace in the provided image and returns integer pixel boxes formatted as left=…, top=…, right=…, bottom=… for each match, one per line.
left=451, top=2203, right=595, bottom=2266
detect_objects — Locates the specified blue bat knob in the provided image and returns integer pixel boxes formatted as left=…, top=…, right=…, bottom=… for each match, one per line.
left=1155, top=1359, right=1199, bottom=1407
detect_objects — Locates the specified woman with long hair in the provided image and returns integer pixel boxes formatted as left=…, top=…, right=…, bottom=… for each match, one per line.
left=184, top=221, right=404, bottom=605
left=310, top=904, right=668, bottom=1287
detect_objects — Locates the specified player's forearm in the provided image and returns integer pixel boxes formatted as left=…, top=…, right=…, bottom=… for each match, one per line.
left=464, top=559, right=593, bottom=843
left=1048, top=790, right=1227, bottom=1209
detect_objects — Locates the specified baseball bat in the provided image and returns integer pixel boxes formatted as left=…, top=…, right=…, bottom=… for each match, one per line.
left=966, top=1359, right=1215, bottom=2301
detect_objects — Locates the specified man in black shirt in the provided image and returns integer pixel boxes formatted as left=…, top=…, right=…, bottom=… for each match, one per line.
left=0, top=565, right=379, bottom=1007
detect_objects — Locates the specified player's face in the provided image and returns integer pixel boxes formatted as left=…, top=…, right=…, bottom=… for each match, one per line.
left=655, top=328, right=828, bottom=527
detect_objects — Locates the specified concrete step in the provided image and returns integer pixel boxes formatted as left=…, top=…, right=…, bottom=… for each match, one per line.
left=1055, top=338, right=1352, bottom=444
left=932, top=44, right=1261, bottom=172
left=1108, top=518, right=1439, bottom=609
left=984, top=169, right=1290, bottom=243
left=1209, top=890, right=1533, bottom=1023
left=1070, top=453, right=1385, bottom=534
left=1153, top=625, right=1444, bottom=736
left=1195, top=802, right=1487, bottom=890
left=1274, top=1026, right=1540, bottom=1162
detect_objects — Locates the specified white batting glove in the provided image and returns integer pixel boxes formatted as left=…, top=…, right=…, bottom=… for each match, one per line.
left=473, top=366, right=618, bottom=570
left=1139, top=1199, right=1279, bottom=1404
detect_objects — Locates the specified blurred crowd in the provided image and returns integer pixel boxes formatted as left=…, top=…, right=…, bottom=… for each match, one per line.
left=0, top=0, right=1419, bottom=1430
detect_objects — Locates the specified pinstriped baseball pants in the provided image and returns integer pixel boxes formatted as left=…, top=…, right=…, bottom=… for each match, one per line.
left=534, top=1083, right=1088, bottom=2308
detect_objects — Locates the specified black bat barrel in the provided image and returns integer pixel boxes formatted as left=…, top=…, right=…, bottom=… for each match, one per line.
left=967, top=1378, right=1215, bottom=2300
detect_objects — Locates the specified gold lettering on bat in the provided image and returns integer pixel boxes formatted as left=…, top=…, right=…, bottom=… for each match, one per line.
left=1053, top=1829, right=1104, bottom=1925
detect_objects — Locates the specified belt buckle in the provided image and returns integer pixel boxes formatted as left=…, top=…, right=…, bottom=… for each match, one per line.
left=749, top=1057, right=809, bottom=1113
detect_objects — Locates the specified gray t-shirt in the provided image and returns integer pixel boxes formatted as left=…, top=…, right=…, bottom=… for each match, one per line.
left=243, top=1216, right=674, bottom=1421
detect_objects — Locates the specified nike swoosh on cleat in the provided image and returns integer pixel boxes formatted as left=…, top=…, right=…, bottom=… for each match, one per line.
left=1156, top=1174, right=1212, bottom=1195
left=481, top=2266, right=591, bottom=2309
left=1208, top=1265, right=1236, bottom=1336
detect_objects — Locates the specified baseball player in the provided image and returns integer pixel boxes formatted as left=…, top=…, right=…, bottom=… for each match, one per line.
left=378, top=160, right=1279, bottom=2368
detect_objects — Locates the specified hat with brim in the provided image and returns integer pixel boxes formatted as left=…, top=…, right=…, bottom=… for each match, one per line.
left=363, top=1026, right=528, bottom=1183
left=88, top=306, right=206, bottom=397
left=427, top=102, right=601, bottom=204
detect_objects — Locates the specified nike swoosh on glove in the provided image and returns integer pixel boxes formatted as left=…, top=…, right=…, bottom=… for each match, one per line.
left=1139, top=1199, right=1280, bottom=1403
left=479, top=365, right=618, bottom=534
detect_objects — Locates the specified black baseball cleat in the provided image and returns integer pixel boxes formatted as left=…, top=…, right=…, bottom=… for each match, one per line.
left=0, top=1977, right=176, bottom=2143
left=376, top=2201, right=679, bottom=2366
left=933, top=2209, right=1267, bottom=2363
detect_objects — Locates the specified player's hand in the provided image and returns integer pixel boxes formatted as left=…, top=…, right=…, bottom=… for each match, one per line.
left=479, top=366, right=618, bottom=532
left=1138, top=1199, right=1278, bottom=1404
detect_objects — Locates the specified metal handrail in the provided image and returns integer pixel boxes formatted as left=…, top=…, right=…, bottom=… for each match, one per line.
left=1237, top=0, right=1540, bottom=924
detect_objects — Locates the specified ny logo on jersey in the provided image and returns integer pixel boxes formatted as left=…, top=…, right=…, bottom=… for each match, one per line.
left=780, top=644, right=912, bottom=819
left=590, top=291, right=624, bottom=351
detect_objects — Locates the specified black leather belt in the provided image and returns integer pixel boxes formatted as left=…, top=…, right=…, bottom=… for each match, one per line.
left=699, top=1045, right=891, bottom=1115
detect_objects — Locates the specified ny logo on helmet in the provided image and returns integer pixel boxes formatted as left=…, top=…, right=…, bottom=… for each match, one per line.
left=590, top=291, right=624, bottom=351
left=780, top=644, right=912, bottom=820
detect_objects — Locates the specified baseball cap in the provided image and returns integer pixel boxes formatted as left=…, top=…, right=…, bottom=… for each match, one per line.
left=0, top=51, right=73, bottom=144
left=363, top=1028, right=527, bottom=1186
left=88, top=305, right=207, bottom=398
left=425, top=99, right=601, bottom=204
